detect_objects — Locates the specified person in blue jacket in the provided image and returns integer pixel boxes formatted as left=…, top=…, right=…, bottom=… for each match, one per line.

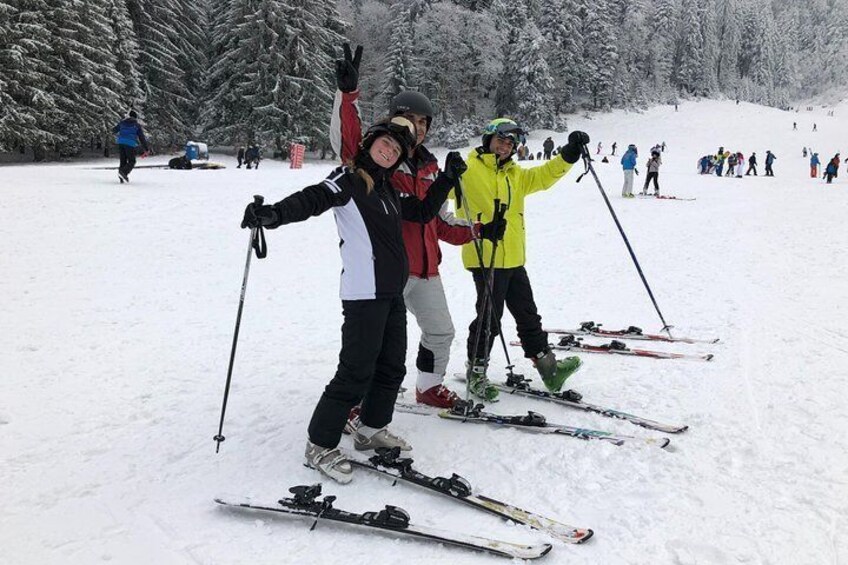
left=764, top=150, right=777, bottom=177
left=621, top=144, right=638, bottom=197
left=113, top=110, right=150, bottom=183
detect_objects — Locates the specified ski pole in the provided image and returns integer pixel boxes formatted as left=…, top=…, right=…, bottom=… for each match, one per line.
left=465, top=199, right=508, bottom=410
left=457, top=184, right=517, bottom=379
left=214, top=195, right=268, bottom=453
left=575, top=146, right=673, bottom=337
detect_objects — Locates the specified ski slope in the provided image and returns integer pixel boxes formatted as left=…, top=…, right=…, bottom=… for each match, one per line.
left=1, top=99, right=847, bottom=564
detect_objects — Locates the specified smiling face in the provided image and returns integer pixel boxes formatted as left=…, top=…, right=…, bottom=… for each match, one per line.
left=401, top=111, right=429, bottom=149
left=368, top=134, right=403, bottom=169
left=489, top=135, right=515, bottom=161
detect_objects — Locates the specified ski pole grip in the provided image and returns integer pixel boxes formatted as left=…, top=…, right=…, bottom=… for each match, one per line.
left=253, top=194, right=264, bottom=206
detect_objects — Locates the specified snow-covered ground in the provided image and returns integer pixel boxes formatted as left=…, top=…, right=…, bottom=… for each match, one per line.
left=2, top=99, right=847, bottom=564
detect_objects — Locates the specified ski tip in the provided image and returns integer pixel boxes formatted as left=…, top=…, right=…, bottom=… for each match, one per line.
left=575, top=528, right=595, bottom=544
left=704, top=354, right=715, bottom=361
left=660, top=438, right=672, bottom=449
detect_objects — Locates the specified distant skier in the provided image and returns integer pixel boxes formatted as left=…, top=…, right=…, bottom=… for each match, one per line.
left=699, top=155, right=711, bottom=174
left=596, top=141, right=602, bottom=155
left=661, top=141, right=666, bottom=152
left=824, top=154, right=839, bottom=183
left=793, top=122, right=797, bottom=130
left=735, top=152, right=745, bottom=178
left=813, top=123, right=817, bottom=132
left=746, top=152, right=758, bottom=176
left=621, top=144, right=638, bottom=198
left=764, top=150, right=776, bottom=176
left=611, top=142, right=617, bottom=156
left=802, top=147, right=807, bottom=158
left=642, top=150, right=661, bottom=196
left=543, top=137, right=554, bottom=160
left=113, top=110, right=150, bottom=184
left=237, top=146, right=245, bottom=168
left=810, top=153, right=820, bottom=178
left=245, top=145, right=261, bottom=169
left=726, top=152, right=738, bottom=176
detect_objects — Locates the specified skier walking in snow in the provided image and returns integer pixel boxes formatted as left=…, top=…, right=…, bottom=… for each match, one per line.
left=240, top=117, right=467, bottom=483
left=764, top=150, right=776, bottom=176
left=611, top=142, right=617, bottom=156
left=726, top=152, right=738, bottom=176
left=621, top=144, right=638, bottom=197
left=596, top=141, right=602, bottom=155
left=332, top=44, right=498, bottom=408
left=455, top=118, right=587, bottom=401
left=642, top=150, right=662, bottom=195
left=543, top=137, right=554, bottom=160
left=824, top=154, right=839, bottom=183
left=746, top=152, right=758, bottom=176
left=113, top=110, right=149, bottom=183
left=236, top=146, right=245, bottom=168
left=810, top=153, right=820, bottom=178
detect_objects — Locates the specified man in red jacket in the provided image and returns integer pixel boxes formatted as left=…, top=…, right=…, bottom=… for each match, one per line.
left=332, top=44, right=491, bottom=408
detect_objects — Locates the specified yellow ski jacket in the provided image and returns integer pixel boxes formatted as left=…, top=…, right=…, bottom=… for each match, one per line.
left=454, top=148, right=573, bottom=269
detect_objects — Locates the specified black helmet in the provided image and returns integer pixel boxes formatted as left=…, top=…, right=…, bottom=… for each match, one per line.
left=361, top=116, right=417, bottom=160
left=390, top=90, right=434, bottom=129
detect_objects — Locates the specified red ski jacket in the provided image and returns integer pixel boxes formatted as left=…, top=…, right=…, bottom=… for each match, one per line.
left=330, top=89, right=473, bottom=278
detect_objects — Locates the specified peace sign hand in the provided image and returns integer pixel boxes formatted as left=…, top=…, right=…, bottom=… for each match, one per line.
left=335, top=43, right=363, bottom=93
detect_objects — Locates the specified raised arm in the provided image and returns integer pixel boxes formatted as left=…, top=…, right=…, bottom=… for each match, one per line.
left=329, top=43, right=364, bottom=163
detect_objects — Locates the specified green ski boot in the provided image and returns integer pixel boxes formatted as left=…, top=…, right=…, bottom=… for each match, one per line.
left=533, top=348, right=583, bottom=392
left=466, top=359, right=499, bottom=402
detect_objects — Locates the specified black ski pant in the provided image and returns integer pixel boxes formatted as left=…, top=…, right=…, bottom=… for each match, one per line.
left=119, top=144, right=136, bottom=178
left=746, top=164, right=757, bottom=176
left=765, top=164, right=774, bottom=176
left=825, top=173, right=835, bottom=184
left=307, top=296, right=407, bottom=449
left=466, top=267, right=546, bottom=362
left=543, top=150, right=552, bottom=160
left=644, top=172, right=660, bottom=194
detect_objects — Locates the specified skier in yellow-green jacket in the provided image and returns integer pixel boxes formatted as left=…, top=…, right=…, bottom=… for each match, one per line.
left=455, top=118, right=590, bottom=401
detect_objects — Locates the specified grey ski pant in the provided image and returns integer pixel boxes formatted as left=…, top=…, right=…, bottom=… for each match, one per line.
left=622, top=169, right=634, bottom=196
left=404, top=276, right=455, bottom=383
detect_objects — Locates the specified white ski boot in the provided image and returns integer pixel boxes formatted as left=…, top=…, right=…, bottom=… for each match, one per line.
left=304, top=440, right=353, bottom=484
left=353, top=425, right=412, bottom=452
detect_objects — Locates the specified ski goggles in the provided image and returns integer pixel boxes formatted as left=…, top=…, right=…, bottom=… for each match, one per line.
left=485, top=120, right=527, bottom=146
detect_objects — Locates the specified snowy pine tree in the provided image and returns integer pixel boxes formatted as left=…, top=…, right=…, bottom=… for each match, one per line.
left=380, top=4, right=414, bottom=108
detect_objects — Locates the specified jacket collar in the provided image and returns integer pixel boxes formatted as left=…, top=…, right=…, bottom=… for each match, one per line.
left=472, top=147, right=514, bottom=171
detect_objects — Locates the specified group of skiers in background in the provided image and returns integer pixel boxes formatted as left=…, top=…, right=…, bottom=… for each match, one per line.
left=807, top=148, right=846, bottom=184
left=237, top=42, right=589, bottom=483
left=620, top=143, right=666, bottom=197
left=697, top=147, right=776, bottom=178
left=236, top=146, right=262, bottom=169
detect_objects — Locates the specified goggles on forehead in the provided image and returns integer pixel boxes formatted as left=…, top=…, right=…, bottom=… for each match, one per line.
left=485, top=120, right=527, bottom=146
left=387, top=116, right=417, bottom=143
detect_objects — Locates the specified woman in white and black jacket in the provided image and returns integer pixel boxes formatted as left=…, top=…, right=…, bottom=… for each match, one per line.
left=241, top=117, right=500, bottom=483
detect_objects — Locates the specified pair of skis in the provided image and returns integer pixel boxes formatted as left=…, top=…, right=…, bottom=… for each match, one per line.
left=395, top=397, right=673, bottom=448
left=216, top=485, right=550, bottom=559
left=216, top=446, right=593, bottom=560
left=636, top=193, right=697, bottom=201
left=514, top=333, right=714, bottom=361
left=548, top=321, right=720, bottom=345
left=481, top=372, right=688, bottom=434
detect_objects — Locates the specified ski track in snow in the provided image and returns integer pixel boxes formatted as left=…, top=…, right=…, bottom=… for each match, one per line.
left=2, top=99, right=848, bottom=564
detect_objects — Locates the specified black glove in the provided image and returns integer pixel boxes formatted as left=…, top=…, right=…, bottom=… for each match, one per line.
left=560, top=130, right=590, bottom=164
left=335, top=43, right=362, bottom=93
left=477, top=218, right=507, bottom=241
left=241, top=202, right=280, bottom=229
left=443, top=151, right=467, bottom=181
left=634, top=168, right=640, bottom=176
